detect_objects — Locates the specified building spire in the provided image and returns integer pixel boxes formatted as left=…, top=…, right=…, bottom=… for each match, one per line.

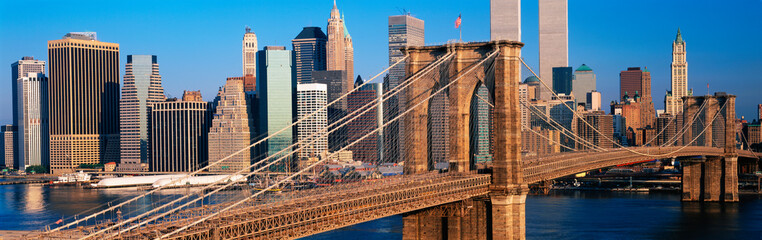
left=675, top=28, right=683, bottom=43
left=330, top=0, right=340, bottom=18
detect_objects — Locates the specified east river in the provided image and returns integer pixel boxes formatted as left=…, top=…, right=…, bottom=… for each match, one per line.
left=1, top=181, right=761, bottom=239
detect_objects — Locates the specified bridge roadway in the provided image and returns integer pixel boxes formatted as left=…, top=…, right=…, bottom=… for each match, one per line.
left=46, top=146, right=756, bottom=239
left=104, top=173, right=491, bottom=240
left=523, top=146, right=758, bottom=184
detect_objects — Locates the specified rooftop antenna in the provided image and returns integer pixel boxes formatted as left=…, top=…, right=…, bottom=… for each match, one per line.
left=245, top=26, right=251, bottom=33
left=395, top=7, right=405, bottom=15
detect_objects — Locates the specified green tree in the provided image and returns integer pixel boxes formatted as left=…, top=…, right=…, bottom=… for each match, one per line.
left=25, top=165, right=48, bottom=174
left=78, top=163, right=104, bottom=169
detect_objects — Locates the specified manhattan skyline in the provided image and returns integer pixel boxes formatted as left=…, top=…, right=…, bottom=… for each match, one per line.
left=1, top=0, right=761, bottom=125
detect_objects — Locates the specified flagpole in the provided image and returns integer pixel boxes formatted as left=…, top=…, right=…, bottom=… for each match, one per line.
left=459, top=27, right=462, bottom=42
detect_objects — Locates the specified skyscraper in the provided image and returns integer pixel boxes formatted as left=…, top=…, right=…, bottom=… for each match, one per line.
left=472, top=85, right=493, bottom=163
left=312, top=70, right=347, bottom=110
left=388, top=14, right=424, bottom=164
left=552, top=67, right=573, bottom=95
left=1, top=125, right=16, bottom=169
left=429, top=92, right=450, bottom=164
left=208, top=78, right=253, bottom=173
left=16, top=73, right=49, bottom=170
left=243, top=27, right=258, bottom=77
left=296, top=83, right=328, bottom=164
left=519, top=83, right=530, bottom=129
left=119, top=55, right=165, bottom=171
left=344, top=20, right=354, bottom=89
left=665, top=28, right=688, bottom=115
left=549, top=95, right=576, bottom=150
left=388, top=14, right=424, bottom=90
left=11, top=56, right=45, bottom=170
left=257, top=46, right=295, bottom=171
left=326, top=1, right=354, bottom=92
left=312, top=70, right=347, bottom=151
left=151, top=93, right=212, bottom=172
left=490, top=0, right=521, bottom=41
left=47, top=32, right=120, bottom=174
left=347, top=78, right=382, bottom=164
left=292, top=27, right=327, bottom=84
left=577, top=112, right=614, bottom=150
left=573, top=64, right=596, bottom=103
left=586, top=91, right=602, bottom=111
left=227, top=75, right=256, bottom=93
left=11, top=57, right=45, bottom=127
left=539, top=0, right=568, bottom=100
left=620, top=67, right=655, bottom=127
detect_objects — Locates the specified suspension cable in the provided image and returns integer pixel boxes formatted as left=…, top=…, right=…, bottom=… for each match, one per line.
left=518, top=98, right=605, bottom=151
left=155, top=51, right=501, bottom=240
left=518, top=57, right=719, bottom=158
left=473, top=93, right=577, bottom=152
left=46, top=55, right=412, bottom=234
left=84, top=52, right=456, bottom=239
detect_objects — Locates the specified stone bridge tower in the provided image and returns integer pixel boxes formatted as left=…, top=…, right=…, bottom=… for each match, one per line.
left=401, top=40, right=526, bottom=239
left=681, top=93, right=738, bottom=202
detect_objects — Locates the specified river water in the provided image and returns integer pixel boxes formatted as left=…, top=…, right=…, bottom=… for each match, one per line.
left=1, top=184, right=761, bottom=239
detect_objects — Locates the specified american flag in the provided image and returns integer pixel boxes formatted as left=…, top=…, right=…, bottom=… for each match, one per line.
left=455, top=14, right=462, bottom=29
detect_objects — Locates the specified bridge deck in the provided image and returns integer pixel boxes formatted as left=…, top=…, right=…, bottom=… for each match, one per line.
left=523, top=146, right=757, bottom=184
left=36, top=147, right=757, bottom=239
left=102, top=173, right=491, bottom=240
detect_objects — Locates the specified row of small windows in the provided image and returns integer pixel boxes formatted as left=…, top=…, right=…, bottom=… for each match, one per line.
left=49, top=43, right=117, bottom=50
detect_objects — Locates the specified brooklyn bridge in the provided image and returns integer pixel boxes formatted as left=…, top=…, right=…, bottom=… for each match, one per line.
left=35, top=40, right=759, bottom=240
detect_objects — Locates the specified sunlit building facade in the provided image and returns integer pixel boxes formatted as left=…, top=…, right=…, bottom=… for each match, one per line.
left=119, top=55, right=165, bottom=171
left=47, top=32, right=120, bottom=174
left=257, top=46, right=295, bottom=171
left=16, top=73, right=49, bottom=170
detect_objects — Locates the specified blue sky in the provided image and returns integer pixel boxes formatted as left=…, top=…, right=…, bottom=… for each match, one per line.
left=1, top=0, right=761, bottom=125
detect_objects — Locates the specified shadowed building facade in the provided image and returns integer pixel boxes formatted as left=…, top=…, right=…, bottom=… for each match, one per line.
left=151, top=93, right=213, bottom=172
left=312, top=70, right=347, bottom=151
left=47, top=32, right=120, bottom=174
left=292, top=27, right=327, bottom=84
left=551, top=66, right=572, bottom=95
left=347, top=78, right=383, bottom=164
left=119, top=55, right=165, bottom=171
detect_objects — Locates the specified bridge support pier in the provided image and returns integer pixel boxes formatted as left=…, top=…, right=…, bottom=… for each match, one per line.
left=682, top=156, right=738, bottom=202
left=403, top=199, right=490, bottom=240
left=490, top=190, right=527, bottom=240
left=401, top=40, right=526, bottom=239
